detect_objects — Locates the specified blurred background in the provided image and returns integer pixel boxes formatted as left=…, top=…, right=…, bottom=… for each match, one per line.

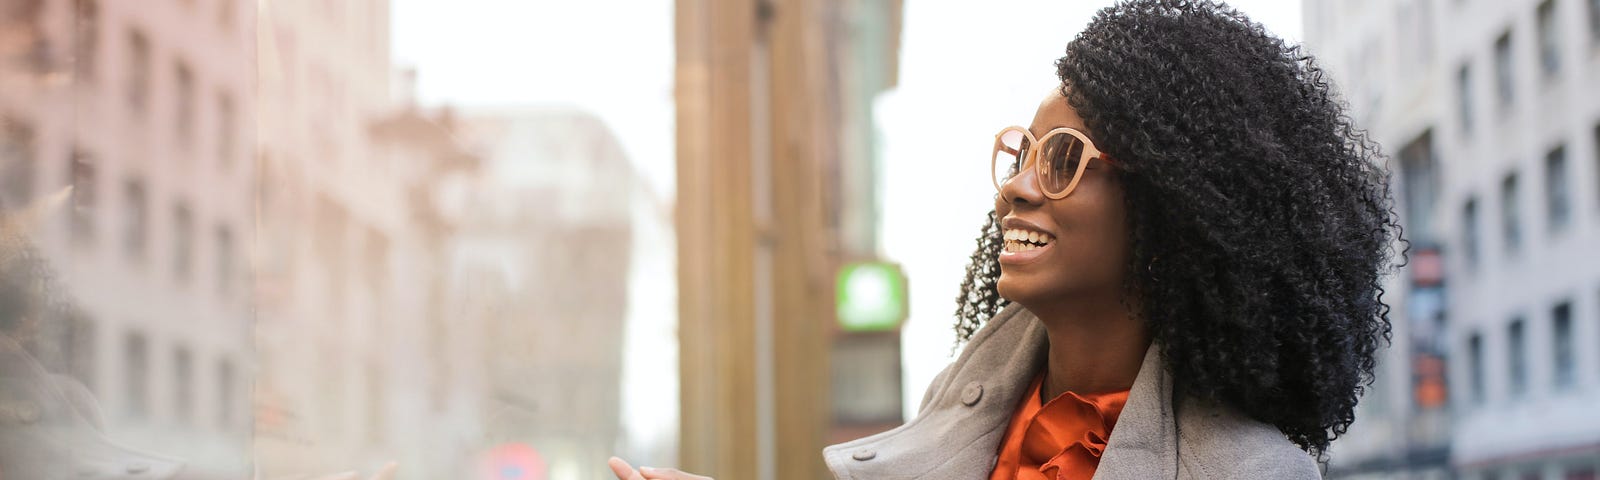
left=0, top=0, right=1595, bottom=479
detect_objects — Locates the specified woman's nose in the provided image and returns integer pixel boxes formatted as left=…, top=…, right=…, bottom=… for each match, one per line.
left=998, top=160, right=1045, bottom=208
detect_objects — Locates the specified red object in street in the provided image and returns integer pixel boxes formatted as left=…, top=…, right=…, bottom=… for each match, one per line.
left=478, top=443, right=546, bottom=480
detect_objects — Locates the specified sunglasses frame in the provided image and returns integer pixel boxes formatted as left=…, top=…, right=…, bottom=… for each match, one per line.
left=991, top=125, right=1117, bottom=200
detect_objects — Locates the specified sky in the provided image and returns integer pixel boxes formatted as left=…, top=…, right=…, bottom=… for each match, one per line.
left=390, top=0, right=677, bottom=198
left=390, top=0, right=1305, bottom=453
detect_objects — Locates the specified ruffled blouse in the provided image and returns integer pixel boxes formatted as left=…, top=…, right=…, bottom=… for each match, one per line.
left=987, top=374, right=1130, bottom=480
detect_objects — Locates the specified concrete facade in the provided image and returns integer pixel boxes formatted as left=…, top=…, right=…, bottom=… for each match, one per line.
left=1304, top=0, right=1600, bottom=477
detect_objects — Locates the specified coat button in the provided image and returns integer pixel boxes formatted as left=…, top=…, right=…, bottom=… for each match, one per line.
left=961, top=382, right=983, bottom=406
left=852, top=449, right=877, bottom=461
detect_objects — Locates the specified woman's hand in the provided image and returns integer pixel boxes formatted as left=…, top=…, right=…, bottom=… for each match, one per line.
left=608, top=456, right=712, bottom=480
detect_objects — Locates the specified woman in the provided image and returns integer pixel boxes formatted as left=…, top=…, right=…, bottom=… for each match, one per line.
left=611, top=0, right=1401, bottom=478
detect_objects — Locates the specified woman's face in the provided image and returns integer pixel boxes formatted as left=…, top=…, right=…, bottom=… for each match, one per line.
left=994, top=89, right=1131, bottom=307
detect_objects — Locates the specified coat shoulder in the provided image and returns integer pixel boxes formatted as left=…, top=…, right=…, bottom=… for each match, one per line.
left=1175, top=398, right=1322, bottom=479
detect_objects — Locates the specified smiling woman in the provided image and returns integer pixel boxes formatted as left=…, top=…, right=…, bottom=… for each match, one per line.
left=612, top=0, right=1401, bottom=478
left=941, top=0, right=1398, bottom=475
left=844, top=0, right=1401, bottom=476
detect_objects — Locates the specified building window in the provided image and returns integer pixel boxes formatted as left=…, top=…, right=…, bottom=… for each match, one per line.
left=1457, top=63, right=1474, bottom=133
left=1590, top=0, right=1600, bottom=43
left=1468, top=332, right=1485, bottom=405
left=173, top=202, right=193, bottom=281
left=126, top=28, right=150, bottom=114
left=315, top=196, right=348, bottom=314
left=5, top=0, right=49, bottom=74
left=216, top=225, right=233, bottom=296
left=0, top=119, right=35, bottom=207
left=1553, top=302, right=1574, bottom=389
left=218, top=0, right=235, bottom=30
left=216, top=358, right=234, bottom=429
left=1399, top=0, right=1436, bottom=67
left=1546, top=145, right=1570, bottom=231
left=124, top=331, right=149, bottom=417
left=174, top=60, right=195, bottom=146
left=1400, top=132, right=1440, bottom=243
left=1462, top=196, right=1480, bottom=269
left=73, top=0, right=98, bottom=81
left=68, top=150, right=95, bottom=244
left=1537, top=0, right=1561, bottom=77
left=217, top=91, right=235, bottom=168
left=1494, top=30, right=1514, bottom=109
left=123, top=178, right=148, bottom=262
left=1501, top=171, right=1521, bottom=254
left=1508, top=318, right=1527, bottom=396
left=172, top=346, right=192, bottom=424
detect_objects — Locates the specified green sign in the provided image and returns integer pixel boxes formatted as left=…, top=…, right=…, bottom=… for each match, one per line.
left=835, top=261, right=907, bottom=332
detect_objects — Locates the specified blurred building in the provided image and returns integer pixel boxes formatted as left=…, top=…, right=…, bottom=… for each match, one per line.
left=252, top=1, right=492, bottom=478
left=0, top=0, right=257, bottom=474
left=1304, top=0, right=1600, bottom=478
left=450, top=107, right=640, bottom=480
left=674, top=0, right=903, bottom=478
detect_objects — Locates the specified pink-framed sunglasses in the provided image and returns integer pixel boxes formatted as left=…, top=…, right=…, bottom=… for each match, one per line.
left=991, top=125, right=1118, bottom=199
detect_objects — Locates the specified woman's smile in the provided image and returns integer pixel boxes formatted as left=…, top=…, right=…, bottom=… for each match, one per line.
left=998, top=216, right=1056, bottom=266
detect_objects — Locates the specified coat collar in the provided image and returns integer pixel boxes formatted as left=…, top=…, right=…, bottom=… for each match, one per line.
left=988, top=303, right=1182, bottom=479
left=821, top=302, right=1182, bottom=479
left=1092, top=327, right=1179, bottom=479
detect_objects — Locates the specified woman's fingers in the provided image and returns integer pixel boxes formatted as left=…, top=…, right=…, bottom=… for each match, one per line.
left=608, top=457, right=712, bottom=480
left=639, top=466, right=713, bottom=480
left=607, top=456, right=646, bottom=480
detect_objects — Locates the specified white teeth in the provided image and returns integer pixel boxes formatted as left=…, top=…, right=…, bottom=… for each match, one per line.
left=1002, top=228, right=1054, bottom=250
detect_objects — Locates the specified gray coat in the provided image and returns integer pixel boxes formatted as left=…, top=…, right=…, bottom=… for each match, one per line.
left=822, top=303, right=1323, bottom=479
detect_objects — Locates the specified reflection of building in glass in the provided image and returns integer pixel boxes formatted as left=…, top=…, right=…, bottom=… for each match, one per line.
left=0, top=0, right=257, bottom=474
left=1305, top=0, right=1600, bottom=477
left=252, top=1, right=488, bottom=477
left=452, top=108, right=642, bottom=480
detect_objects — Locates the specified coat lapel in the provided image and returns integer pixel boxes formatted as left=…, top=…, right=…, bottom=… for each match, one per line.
left=822, top=304, right=1182, bottom=479
left=1091, top=344, right=1180, bottom=479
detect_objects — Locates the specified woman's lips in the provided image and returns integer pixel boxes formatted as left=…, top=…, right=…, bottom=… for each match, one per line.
left=998, top=222, right=1055, bottom=266
left=999, top=237, right=1052, bottom=265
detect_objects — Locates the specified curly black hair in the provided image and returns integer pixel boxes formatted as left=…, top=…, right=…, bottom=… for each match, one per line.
left=954, top=0, right=1405, bottom=456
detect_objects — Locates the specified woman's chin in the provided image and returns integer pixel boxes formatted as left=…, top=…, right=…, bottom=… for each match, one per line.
left=996, top=275, right=1035, bottom=306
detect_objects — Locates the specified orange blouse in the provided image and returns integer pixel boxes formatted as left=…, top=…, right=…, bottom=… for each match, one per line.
left=987, top=374, right=1130, bottom=480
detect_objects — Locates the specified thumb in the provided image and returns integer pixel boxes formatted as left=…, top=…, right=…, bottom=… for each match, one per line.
left=608, top=456, right=645, bottom=480
left=639, top=466, right=712, bottom=480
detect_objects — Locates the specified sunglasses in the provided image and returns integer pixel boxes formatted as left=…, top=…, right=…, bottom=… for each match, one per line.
left=991, top=126, right=1118, bottom=199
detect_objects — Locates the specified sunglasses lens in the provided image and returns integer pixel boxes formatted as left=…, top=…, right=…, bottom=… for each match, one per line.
left=992, top=129, right=1028, bottom=188
left=1037, top=133, right=1086, bottom=196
